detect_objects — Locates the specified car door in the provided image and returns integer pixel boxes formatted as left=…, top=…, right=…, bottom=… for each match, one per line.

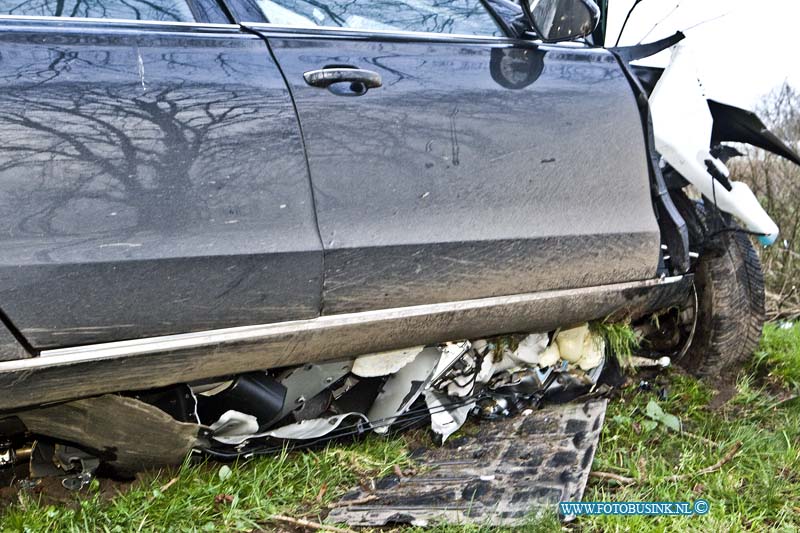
left=238, top=0, right=662, bottom=315
left=0, top=0, right=322, bottom=349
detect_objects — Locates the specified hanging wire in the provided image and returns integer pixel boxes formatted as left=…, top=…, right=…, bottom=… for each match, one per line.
left=614, top=0, right=645, bottom=46
left=631, top=2, right=733, bottom=46
left=706, top=165, right=767, bottom=241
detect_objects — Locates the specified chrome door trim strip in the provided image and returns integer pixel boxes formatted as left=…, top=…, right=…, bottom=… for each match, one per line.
left=242, top=21, right=518, bottom=44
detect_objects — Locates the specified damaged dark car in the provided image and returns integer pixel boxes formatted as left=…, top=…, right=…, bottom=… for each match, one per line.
left=0, top=0, right=799, bottom=521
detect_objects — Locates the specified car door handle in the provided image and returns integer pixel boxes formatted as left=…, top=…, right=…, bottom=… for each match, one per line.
left=303, top=68, right=382, bottom=90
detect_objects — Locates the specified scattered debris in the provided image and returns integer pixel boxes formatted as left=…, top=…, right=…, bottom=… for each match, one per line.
left=629, top=355, right=671, bottom=368
left=2, top=320, right=682, bottom=525
left=327, top=399, right=608, bottom=527
left=276, top=360, right=354, bottom=421
left=199, top=325, right=611, bottom=453
left=555, top=324, right=605, bottom=371
left=367, top=347, right=441, bottom=434
left=262, top=413, right=369, bottom=442
left=425, top=389, right=474, bottom=443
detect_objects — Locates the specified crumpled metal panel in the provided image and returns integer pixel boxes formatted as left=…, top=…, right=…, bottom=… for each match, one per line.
left=327, top=399, right=607, bottom=527
left=17, top=395, right=202, bottom=475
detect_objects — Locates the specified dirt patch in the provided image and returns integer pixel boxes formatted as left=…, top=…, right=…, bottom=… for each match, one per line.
left=708, top=374, right=740, bottom=410
left=1, top=468, right=144, bottom=510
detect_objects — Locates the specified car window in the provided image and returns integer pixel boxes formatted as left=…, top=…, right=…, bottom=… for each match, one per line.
left=256, top=0, right=502, bottom=36
left=0, top=0, right=195, bottom=22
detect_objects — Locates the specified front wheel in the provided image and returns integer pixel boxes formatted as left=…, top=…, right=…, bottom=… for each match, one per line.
left=673, top=194, right=766, bottom=379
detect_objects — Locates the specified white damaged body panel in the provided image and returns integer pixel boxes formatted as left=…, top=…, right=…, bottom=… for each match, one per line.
left=367, top=347, right=441, bottom=434
left=649, top=43, right=779, bottom=244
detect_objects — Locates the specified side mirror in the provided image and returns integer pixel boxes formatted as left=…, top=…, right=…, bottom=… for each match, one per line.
left=523, top=0, right=600, bottom=43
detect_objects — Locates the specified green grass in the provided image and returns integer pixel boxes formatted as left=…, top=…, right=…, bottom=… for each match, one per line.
left=590, top=320, right=640, bottom=370
left=751, top=322, right=800, bottom=390
left=1, top=439, right=416, bottom=532
left=581, top=370, right=800, bottom=532
left=2, top=323, right=800, bottom=532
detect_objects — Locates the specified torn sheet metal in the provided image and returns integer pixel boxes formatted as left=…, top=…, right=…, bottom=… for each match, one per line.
left=328, top=399, right=607, bottom=527
left=367, top=347, right=441, bottom=434
left=17, top=395, right=203, bottom=474
left=213, top=412, right=370, bottom=445
left=276, top=359, right=354, bottom=421
left=266, top=413, right=368, bottom=440
left=423, top=390, right=474, bottom=443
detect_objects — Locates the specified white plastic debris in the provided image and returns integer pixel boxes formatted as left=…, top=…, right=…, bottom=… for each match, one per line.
left=429, top=342, right=481, bottom=398
left=512, top=333, right=549, bottom=365
left=577, top=334, right=605, bottom=371
left=352, top=346, right=425, bottom=377
left=367, top=347, right=441, bottom=434
left=424, top=390, right=474, bottom=443
left=629, top=355, right=671, bottom=368
left=209, top=410, right=259, bottom=440
left=473, top=340, right=517, bottom=384
left=266, top=413, right=369, bottom=440
left=538, top=343, right=561, bottom=368
left=210, top=412, right=371, bottom=445
left=475, top=333, right=549, bottom=382
left=552, top=324, right=605, bottom=371
left=556, top=324, right=590, bottom=363
left=431, top=341, right=471, bottom=382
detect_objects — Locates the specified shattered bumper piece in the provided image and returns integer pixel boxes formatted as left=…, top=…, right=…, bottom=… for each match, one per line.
left=327, top=398, right=607, bottom=527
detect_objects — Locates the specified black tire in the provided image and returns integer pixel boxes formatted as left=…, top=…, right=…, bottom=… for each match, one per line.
left=673, top=194, right=766, bottom=378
